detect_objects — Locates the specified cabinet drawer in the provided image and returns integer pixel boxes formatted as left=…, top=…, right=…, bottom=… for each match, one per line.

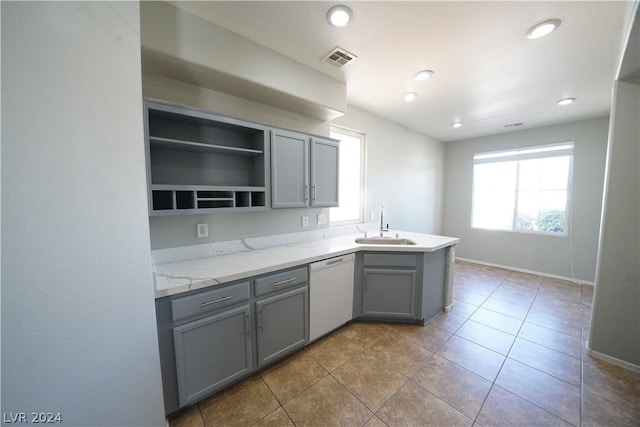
left=362, top=253, right=418, bottom=268
left=255, top=266, right=308, bottom=297
left=172, top=281, right=250, bottom=322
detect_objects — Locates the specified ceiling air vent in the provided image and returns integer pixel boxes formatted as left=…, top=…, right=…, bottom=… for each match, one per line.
left=323, top=46, right=357, bottom=68
left=504, top=122, right=525, bottom=128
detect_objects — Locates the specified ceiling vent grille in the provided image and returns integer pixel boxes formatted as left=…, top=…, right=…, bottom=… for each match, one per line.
left=504, top=122, right=525, bottom=128
left=323, top=46, right=357, bottom=68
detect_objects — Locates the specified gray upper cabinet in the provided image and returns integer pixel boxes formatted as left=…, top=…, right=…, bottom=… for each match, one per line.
left=310, top=137, right=339, bottom=207
left=271, top=129, right=339, bottom=208
left=144, top=99, right=269, bottom=215
left=270, top=129, right=309, bottom=208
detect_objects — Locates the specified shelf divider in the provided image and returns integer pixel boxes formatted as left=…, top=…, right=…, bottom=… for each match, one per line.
left=149, top=136, right=263, bottom=157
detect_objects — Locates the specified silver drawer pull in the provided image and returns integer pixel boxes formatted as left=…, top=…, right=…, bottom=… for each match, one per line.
left=273, top=277, right=296, bottom=287
left=199, top=296, right=232, bottom=307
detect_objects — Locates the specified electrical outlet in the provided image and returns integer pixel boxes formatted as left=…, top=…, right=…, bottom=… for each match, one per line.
left=301, top=215, right=309, bottom=227
left=196, top=223, right=208, bottom=238
left=317, top=214, right=327, bottom=225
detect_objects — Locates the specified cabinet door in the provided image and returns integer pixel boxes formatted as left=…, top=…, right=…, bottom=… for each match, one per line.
left=310, top=137, right=339, bottom=207
left=362, top=268, right=417, bottom=319
left=256, top=286, right=309, bottom=367
left=271, top=129, right=309, bottom=208
left=173, top=305, right=253, bottom=407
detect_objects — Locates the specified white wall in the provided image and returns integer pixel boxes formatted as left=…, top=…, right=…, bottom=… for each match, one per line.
left=1, top=3, right=165, bottom=425
left=443, top=117, right=609, bottom=282
left=333, top=106, right=446, bottom=234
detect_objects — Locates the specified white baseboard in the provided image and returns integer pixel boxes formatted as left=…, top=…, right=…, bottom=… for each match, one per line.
left=455, top=257, right=595, bottom=286
left=585, top=342, right=640, bottom=373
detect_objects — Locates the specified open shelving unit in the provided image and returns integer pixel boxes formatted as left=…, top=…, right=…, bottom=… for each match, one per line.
left=144, top=100, right=269, bottom=215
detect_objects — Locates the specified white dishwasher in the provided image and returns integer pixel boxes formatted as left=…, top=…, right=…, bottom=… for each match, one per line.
left=309, top=253, right=355, bottom=342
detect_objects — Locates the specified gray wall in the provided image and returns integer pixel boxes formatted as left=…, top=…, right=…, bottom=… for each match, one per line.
left=587, top=0, right=640, bottom=371
left=443, top=117, right=609, bottom=282
left=1, top=3, right=166, bottom=425
left=589, top=76, right=639, bottom=366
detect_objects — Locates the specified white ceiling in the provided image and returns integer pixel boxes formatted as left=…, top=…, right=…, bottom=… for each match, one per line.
left=170, top=1, right=628, bottom=142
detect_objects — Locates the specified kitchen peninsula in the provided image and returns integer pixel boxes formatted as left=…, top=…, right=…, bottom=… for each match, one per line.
left=153, top=226, right=458, bottom=414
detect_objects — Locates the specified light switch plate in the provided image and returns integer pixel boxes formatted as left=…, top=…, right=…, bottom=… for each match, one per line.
left=196, top=223, right=208, bottom=238
left=317, top=214, right=327, bottom=225
left=301, top=216, right=309, bottom=227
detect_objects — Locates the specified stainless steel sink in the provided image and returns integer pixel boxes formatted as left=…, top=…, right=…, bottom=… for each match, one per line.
left=355, top=237, right=417, bottom=245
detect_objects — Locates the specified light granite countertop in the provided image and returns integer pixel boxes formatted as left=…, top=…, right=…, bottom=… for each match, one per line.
left=152, top=227, right=459, bottom=298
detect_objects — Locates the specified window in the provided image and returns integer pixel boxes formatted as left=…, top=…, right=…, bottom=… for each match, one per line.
left=472, top=142, right=573, bottom=234
left=330, top=127, right=365, bottom=223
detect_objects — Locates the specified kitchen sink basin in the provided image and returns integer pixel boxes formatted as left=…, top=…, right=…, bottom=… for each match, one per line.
left=355, top=237, right=417, bottom=245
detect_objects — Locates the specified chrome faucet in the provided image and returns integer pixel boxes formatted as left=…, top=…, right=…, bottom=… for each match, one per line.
left=379, top=205, right=389, bottom=236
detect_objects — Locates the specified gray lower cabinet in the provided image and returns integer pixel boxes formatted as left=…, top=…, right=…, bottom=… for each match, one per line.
left=173, top=304, right=253, bottom=407
left=156, top=266, right=309, bottom=415
left=355, top=251, right=446, bottom=324
left=361, top=268, right=417, bottom=319
left=256, top=286, right=309, bottom=366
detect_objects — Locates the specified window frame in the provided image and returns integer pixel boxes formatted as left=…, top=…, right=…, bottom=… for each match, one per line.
left=470, top=142, right=574, bottom=236
left=329, top=125, right=366, bottom=225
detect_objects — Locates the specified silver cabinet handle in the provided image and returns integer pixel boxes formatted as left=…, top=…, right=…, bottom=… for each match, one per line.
left=312, top=184, right=316, bottom=202
left=273, top=277, right=296, bottom=287
left=304, top=185, right=309, bottom=204
left=199, top=295, right=232, bottom=307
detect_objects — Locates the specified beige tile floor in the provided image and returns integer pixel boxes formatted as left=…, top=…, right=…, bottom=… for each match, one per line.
left=169, top=261, right=640, bottom=427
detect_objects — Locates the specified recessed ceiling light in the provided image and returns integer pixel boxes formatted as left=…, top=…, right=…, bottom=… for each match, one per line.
left=557, top=97, right=576, bottom=106
left=414, top=70, right=434, bottom=81
left=526, top=19, right=561, bottom=39
left=327, top=5, right=352, bottom=27
left=451, top=122, right=463, bottom=128
left=403, top=92, right=418, bottom=102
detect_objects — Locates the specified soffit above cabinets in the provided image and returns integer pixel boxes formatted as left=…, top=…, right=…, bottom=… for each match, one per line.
left=140, top=2, right=347, bottom=122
